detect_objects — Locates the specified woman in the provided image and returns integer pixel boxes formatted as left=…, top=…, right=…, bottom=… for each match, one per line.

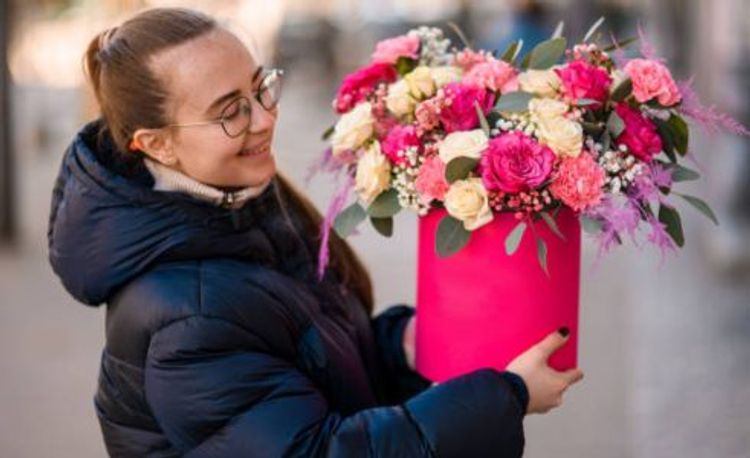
left=48, top=7, right=583, bottom=457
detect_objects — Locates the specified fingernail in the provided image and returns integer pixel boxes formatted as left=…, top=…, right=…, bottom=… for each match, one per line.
left=558, top=326, right=570, bottom=337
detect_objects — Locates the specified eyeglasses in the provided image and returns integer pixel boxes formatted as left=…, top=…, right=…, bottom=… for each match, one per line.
left=166, top=68, right=284, bottom=138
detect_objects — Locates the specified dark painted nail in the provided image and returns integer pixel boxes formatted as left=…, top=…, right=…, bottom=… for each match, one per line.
left=558, top=326, right=570, bottom=337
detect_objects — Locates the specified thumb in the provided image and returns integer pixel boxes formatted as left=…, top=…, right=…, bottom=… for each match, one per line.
left=559, top=368, right=584, bottom=386
left=536, top=327, right=571, bottom=359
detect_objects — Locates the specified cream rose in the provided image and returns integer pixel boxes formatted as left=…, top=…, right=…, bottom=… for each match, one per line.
left=444, top=177, right=494, bottom=231
left=529, top=97, right=569, bottom=122
left=518, top=69, right=561, bottom=98
left=386, top=80, right=416, bottom=117
left=405, top=66, right=437, bottom=99
left=430, top=66, right=463, bottom=88
left=536, top=116, right=583, bottom=158
left=438, top=129, right=489, bottom=164
left=332, top=102, right=375, bottom=157
left=355, top=141, right=392, bottom=205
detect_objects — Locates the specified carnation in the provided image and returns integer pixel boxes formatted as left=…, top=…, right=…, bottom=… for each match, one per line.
left=415, top=155, right=450, bottom=204
left=381, top=124, right=420, bottom=166
left=548, top=152, right=606, bottom=211
left=624, top=58, right=682, bottom=107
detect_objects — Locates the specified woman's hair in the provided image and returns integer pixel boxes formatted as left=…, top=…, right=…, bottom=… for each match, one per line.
left=83, top=7, right=374, bottom=314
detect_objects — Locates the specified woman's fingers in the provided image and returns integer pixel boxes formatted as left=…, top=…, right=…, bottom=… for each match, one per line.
left=560, top=368, right=584, bottom=387
left=535, top=327, right=571, bottom=359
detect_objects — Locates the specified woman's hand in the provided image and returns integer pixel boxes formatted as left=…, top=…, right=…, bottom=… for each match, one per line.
left=403, top=315, right=417, bottom=371
left=506, top=327, right=584, bottom=415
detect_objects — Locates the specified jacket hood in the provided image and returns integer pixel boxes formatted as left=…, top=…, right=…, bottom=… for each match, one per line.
left=48, top=119, right=314, bottom=306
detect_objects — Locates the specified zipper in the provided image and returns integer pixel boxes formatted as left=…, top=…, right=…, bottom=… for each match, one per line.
left=221, top=191, right=241, bottom=229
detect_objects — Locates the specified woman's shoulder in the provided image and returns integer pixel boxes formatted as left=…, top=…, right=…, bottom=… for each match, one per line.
left=106, top=258, right=313, bottom=366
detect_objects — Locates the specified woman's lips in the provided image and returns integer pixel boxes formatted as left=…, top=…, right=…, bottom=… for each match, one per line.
left=238, top=144, right=271, bottom=157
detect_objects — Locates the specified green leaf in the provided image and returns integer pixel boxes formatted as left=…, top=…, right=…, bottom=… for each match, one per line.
left=607, top=111, right=626, bottom=137
left=536, top=237, right=549, bottom=276
left=581, top=215, right=603, bottom=234
left=540, top=211, right=566, bottom=240
left=474, top=101, right=491, bottom=137
left=333, top=202, right=367, bottom=238
left=367, top=189, right=401, bottom=218
left=436, top=215, right=471, bottom=257
left=583, top=17, right=606, bottom=43
left=505, top=221, right=527, bottom=255
left=321, top=125, right=335, bottom=141
left=370, top=216, right=394, bottom=237
left=551, top=21, right=565, bottom=39
left=576, top=98, right=600, bottom=107
left=667, top=114, right=689, bottom=155
left=395, top=56, right=418, bottom=77
left=669, top=163, right=701, bottom=182
left=675, top=193, right=719, bottom=226
left=581, top=121, right=605, bottom=137
left=500, top=39, right=523, bottom=64
left=495, top=91, right=534, bottom=113
left=528, top=37, right=567, bottom=70
left=654, top=119, right=677, bottom=163
left=603, top=36, right=638, bottom=53
left=658, top=204, right=685, bottom=247
left=445, top=157, right=479, bottom=184
left=611, top=78, right=633, bottom=102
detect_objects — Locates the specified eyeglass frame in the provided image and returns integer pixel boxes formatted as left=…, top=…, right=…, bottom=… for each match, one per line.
left=164, top=67, right=285, bottom=138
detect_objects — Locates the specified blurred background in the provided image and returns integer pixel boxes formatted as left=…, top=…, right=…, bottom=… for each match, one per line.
left=1, top=0, right=749, bottom=456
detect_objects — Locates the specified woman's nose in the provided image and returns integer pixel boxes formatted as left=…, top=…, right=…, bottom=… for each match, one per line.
left=248, top=99, right=277, bottom=134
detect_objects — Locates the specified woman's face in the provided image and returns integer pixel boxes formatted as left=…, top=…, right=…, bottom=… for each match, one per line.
left=139, top=28, right=278, bottom=188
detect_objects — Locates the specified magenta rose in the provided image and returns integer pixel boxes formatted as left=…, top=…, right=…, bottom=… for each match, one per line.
left=439, top=83, right=496, bottom=133
left=381, top=124, right=420, bottom=165
left=480, top=131, right=556, bottom=193
left=371, top=35, right=420, bottom=65
left=614, top=103, right=663, bottom=162
left=335, top=63, right=398, bottom=114
left=555, top=59, right=612, bottom=106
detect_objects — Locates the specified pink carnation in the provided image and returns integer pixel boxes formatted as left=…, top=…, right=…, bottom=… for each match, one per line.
left=334, top=63, right=398, bottom=114
left=624, top=58, right=682, bottom=107
left=615, top=103, right=663, bottom=162
left=415, top=99, right=443, bottom=134
left=548, top=153, right=605, bottom=212
left=463, top=58, right=519, bottom=94
left=415, top=155, right=450, bottom=203
left=439, top=83, right=496, bottom=133
left=454, top=48, right=490, bottom=71
left=371, top=34, right=420, bottom=65
left=555, top=59, right=612, bottom=106
left=381, top=124, right=420, bottom=165
left=480, top=131, right=555, bottom=193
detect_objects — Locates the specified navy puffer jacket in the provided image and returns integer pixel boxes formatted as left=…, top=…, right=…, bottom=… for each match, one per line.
left=48, top=120, right=528, bottom=457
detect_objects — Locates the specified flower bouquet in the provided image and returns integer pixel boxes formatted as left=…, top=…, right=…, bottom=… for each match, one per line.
left=312, top=20, right=749, bottom=382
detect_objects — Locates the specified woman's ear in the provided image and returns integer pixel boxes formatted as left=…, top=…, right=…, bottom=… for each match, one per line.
left=131, top=128, right=178, bottom=166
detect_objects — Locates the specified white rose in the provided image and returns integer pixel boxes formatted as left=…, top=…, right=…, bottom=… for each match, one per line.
left=430, top=66, right=463, bottom=88
left=332, top=102, right=375, bottom=157
left=355, top=141, right=391, bottom=205
left=529, top=97, right=569, bottom=122
left=438, top=130, right=489, bottom=164
left=518, top=69, right=561, bottom=98
left=405, top=66, right=437, bottom=99
left=386, top=80, right=416, bottom=117
left=536, top=116, right=583, bottom=158
left=444, top=177, right=494, bottom=231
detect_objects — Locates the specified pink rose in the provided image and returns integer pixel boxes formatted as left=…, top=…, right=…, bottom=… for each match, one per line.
left=463, top=58, right=519, bottom=94
left=614, top=103, right=663, bottom=162
left=624, top=58, right=682, bottom=107
left=479, top=131, right=555, bottom=193
left=549, top=153, right=605, bottom=211
left=415, top=155, right=450, bottom=203
left=555, top=59, right=612, bottom=106
left=381, top=124, right=420, bottom=165
left=439, top=83, right=496, bottom=133
left=335, top=63, right=398, bottom=114
left=371, top=35, right=420, bottom=65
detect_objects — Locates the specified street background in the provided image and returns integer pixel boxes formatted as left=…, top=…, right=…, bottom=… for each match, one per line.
left=1, top=0, right=749, bottom=456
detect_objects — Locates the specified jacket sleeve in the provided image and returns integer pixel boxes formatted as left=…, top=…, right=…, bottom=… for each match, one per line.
left=371, top=304, right=433, bottom=404
left=144, top=315, right=526, bottom=458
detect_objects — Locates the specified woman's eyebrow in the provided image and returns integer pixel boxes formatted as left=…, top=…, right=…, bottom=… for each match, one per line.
left=204, top=66, right=266, bottom=114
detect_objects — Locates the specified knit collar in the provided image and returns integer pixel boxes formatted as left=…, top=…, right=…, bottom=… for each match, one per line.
left=144, top=157, right=273, bottom=209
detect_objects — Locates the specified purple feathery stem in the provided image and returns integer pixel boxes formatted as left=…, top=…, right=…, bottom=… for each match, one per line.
left=316, top=172, right=356, bottom=281
left=677, top=79, right=750, bottom=137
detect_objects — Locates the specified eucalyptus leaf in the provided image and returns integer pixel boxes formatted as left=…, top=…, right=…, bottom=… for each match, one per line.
left=654, top=119, right=677, bottom=163
left=675, top=193, right=719, bottom=226
left=603, top=36, right=638, bottom=52
left=541, top=211, right=566, bottom=240
left=607, top=111, right=626, bottom=138
left=445, top=157, right=479, bottom=184
left=576, top=98, right=600, bottom=107
left=500, top=40, right=523, bottom=64
left=333, top=202, right=367, bottom=238
left=670, top=164, right=701, bottom=182
left=536, top=237, right=550, bottom=276
left=551, top=21, right=565, bottom=39
left=667, top=114, right=689, bottom=155
left=436, top=215, right=471, bottom=257
left=528, top=37, right=567, bottom=70
left=321, top=125, right=335, bottom=141
left=581, top=215, right=603, bottom=234
left=395, top=57, right=418, bottom=77
left=583, top=17, right=606, bottom=43
left=474, top=101, right=491, bottom=137
left=505, top=221, right=527, bottom=255
left=495, top=91, right=534, bottom=113
left=370, top=216, right=394, bottom=237
left=367, top=189, right=401, bottom=218
left=611, top=79, right=633, bottom=102
left=658, top=204, right=685, bottom=247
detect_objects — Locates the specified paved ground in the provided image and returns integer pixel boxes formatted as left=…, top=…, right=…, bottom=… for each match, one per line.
left=1, top=62, right=749, bottom=457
